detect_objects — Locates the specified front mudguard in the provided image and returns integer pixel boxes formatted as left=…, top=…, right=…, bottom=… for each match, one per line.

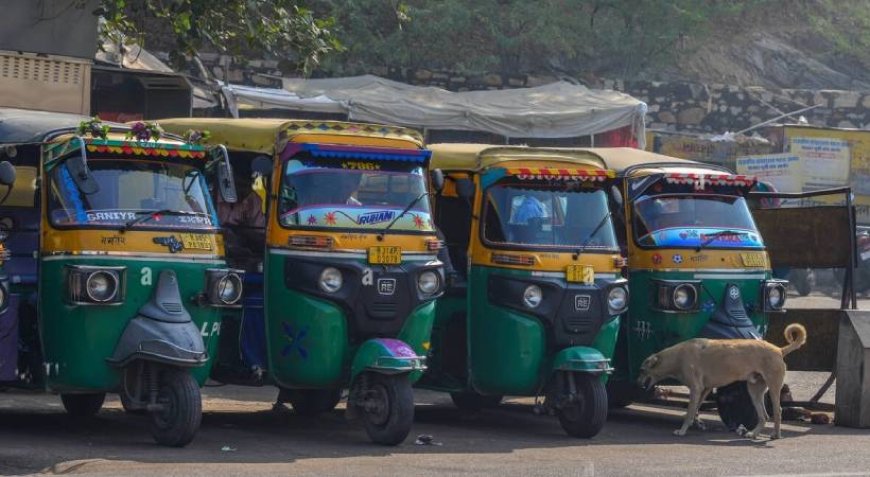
left=107, top=316, right=207, bottom=368
left=350, top=338, right=426, bottom=379
left=551, top=346, right=613, bottom=375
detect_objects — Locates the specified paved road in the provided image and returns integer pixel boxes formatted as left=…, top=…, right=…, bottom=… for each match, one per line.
left=0, top=375, right=863, bottom=477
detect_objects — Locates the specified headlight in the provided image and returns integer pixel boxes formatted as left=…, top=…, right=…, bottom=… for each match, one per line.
left=673, top=284, right=697, bottom=311
left=66, top=265, right=125, bottom=305
left=216, top=273, right=243, bottom=305
left=763, top=281, right=787, bottom=311
left=418, top=270, right=440, bottom=295
left=607, top=286, right=628, bottom=313
left=86, top=271, right=119, bottom=302
left=522, top=284, right=543, bottom=308
left=319, top=267, right=343, bottom=293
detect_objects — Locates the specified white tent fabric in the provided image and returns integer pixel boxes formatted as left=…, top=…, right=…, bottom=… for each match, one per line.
left=223, top=74, right=648, bottom=144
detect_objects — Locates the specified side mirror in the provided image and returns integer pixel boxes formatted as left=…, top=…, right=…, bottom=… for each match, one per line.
left=610, top=185, right=624, bottom=207
left=455, top=178, right=475, bottom=200
left=0, top=161, right=15, bottom=186
left=215, top=146, right=238, bottom=203
left=431, top=169, right=445, bottom=193
left=251, top=155, right=273, bottom=176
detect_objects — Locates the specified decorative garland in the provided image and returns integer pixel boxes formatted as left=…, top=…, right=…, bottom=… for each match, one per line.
left=182, top=129, right=211, bottom=145
left=76, top=117, right=110, bottom=140
left=126, top=121, right=164, bottom=142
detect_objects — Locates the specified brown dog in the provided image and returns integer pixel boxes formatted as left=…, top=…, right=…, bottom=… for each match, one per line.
left=637, top=323, right=807, bottom=439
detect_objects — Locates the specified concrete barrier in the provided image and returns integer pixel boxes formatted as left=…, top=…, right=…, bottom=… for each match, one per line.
left=835, top=311, right=870, bottom=428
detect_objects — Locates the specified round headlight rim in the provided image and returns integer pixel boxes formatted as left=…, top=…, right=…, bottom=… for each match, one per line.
left=217, top=272, right=243, bottom=305
left=417, top=270, right=440, bottom=295
left=318, top=267, right=343, bottom=294
left=768, top=282, right=786, bottom=309
left=522, top=284, right=543, bottom=309
left=85, top=270, right=119, bottom=303
left=607, top=285, right=628, bottom=312
left=672, top=283, right=697, bottom=311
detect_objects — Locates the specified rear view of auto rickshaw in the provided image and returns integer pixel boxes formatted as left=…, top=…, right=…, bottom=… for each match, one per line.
left=592, top=148, right=785, bottom=429
left=159, top=118, right=441, bottom=445
left=420, top=144, right=628, bottom=438
left=0, top=108, right=242, bottom=446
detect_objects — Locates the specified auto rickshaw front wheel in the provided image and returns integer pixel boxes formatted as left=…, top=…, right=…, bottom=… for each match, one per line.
left=355, top=373, right=414, bottom=446
left=148, top=368, right=202, bottom=447
left=61, top=393, right=106, bottom=418
left=282, top=388, right=343, bottom=416
left=556, top=373, right=608, bottom=438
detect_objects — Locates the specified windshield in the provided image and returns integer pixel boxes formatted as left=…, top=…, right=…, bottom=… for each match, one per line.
left=633, top=193, right=763, bottom=248
left=483, top=183, right=618, bottom=249
left=49, top=158, right=217, bottom=229
left=278, top=157, right=434, bottom=233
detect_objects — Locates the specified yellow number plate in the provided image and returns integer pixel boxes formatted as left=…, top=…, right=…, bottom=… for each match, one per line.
left=741, top=253, right=765, bottom=268
left=180, top=233, right=213, bottom=251
left=566, top=265, right=595, bottom=285
left=368, top=246, right=402, bottom=265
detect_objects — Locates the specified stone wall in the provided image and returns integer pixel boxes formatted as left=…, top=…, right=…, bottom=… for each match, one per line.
left=187, top=53, right=870, bottom=133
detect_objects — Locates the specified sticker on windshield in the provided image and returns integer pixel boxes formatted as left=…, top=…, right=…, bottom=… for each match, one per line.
left=645, top=228, right=763, bottom=248
left=341, top=161, right=381, bottom=170
left=357, top=210, right=396, bottom=225
left=88, top=211, right=136, bottom=222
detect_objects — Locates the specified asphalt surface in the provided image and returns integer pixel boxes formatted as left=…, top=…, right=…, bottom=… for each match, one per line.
left=0, top=290, right=860, bottom=477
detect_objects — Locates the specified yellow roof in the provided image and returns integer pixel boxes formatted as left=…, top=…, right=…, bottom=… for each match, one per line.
left=157, top=118, right=424, bottom=154
left=428, top=143, right=608, bottom=171
left=580, top=147, right=733, bottom=176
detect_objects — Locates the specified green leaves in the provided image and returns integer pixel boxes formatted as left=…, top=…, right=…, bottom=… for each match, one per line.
left=99, top=0, right=341, bottom=75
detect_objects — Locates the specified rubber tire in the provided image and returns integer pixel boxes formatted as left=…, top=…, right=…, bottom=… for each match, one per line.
left=149, top=368, right=202, bottom=447
left=557, top=374, right=608, bottom=438
left=360, top=373, right=414, bottom=446
left=285, top=388, right=342, bottom=416
left=716, top=381, right=758, bottom=432
left=61, top=393, right=105, bottom=418
left=449, top=392, right=503, bottom=411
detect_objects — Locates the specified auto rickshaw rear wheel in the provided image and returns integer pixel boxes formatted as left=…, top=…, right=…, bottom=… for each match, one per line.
left=357, top=373, right=414, bottom=446
left=450, top=392, right=503, bottom=411
left=61, top=393, right=105, bottom=418
left=556, top=373, right=607, bottom=438
left=282, top=388, right=343, bottom=416
left=149, top=368, right=201, bottom=447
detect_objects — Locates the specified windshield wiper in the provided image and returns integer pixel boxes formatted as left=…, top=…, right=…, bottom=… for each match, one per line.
left=122, top=209, right=203, bottom=232
left=695, top=229, right=748, bottom=252
left=378, top=192, right=430, bottom=240
left=572, top=211, right=612, bottom=261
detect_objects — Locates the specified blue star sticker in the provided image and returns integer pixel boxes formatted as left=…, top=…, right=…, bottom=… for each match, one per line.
left=281, top=322, right=309, bottom=359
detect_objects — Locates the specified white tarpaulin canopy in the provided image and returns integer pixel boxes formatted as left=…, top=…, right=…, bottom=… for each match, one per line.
left=222, top=75, right=647, bottom=143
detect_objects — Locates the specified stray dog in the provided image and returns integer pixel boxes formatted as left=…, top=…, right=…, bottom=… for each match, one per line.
left=637, top=323, right=807, bottom=439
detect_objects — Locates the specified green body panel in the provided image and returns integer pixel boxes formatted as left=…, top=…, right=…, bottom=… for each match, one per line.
left=39, top=256, right=224, bottom=392
left=263, top=251, right=435, bottom=389
left=422, top=265, right=621, bottom=396
left=611, top=269, right=771, bottom=383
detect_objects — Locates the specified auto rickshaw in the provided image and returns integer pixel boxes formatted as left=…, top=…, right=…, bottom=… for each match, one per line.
left=0, top=108, right=241, bottom=446
left=159, top=118, right=440, bottom=445
left=588, top=148, right=784, bottom=428
left=420, top=144, right=628, bottom=438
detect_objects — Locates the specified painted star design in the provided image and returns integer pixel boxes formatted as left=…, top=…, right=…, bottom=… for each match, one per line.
left=412, top=214, right=424, bottom=229
left=307, top=214, right=317, bottom=225
left=281, top=322, right=309, bottom=359
left=324, top=212, right=337, bottom=225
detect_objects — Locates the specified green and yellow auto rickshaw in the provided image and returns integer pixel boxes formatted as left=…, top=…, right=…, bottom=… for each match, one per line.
left=588, top=148, right=785, bottom=428
left=420, top=144, right=628, bottom=438
left=159, top=118, right=441, bottom=445
left=0, top=108, right=241, bottom=446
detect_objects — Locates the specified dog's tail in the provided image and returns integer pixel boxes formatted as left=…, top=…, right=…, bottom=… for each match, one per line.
left=780, top=323, right=807, bottom=357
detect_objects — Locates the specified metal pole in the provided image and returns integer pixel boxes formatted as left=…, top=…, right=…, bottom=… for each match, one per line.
left=734, top=104, right=820, bottom=136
